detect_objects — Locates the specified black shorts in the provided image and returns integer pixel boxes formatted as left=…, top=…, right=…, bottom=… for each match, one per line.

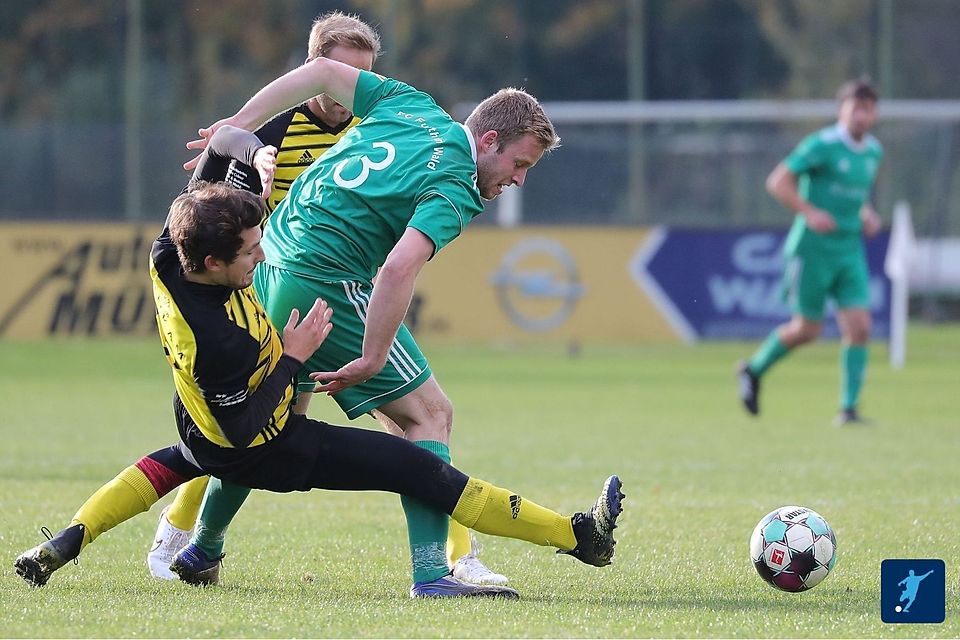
left=175, top=395, right=467, bottom=511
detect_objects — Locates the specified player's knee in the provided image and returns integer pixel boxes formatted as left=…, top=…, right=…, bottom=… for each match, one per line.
left=786, top=319, right=821, bottom=345
left=419, top=387, right=453, bottom=439
left=849, top=320, right=871, bottom=343
left=400, top=397, right=453, bottom=441
left=430, top=397, right=454, bottom=440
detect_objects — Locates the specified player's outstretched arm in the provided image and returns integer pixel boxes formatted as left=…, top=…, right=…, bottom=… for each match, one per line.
left=183, top=58, right=362, bottom=171
left=311, top=229, right=433, bottom=395
left=233, top=57, right=361, bottom=131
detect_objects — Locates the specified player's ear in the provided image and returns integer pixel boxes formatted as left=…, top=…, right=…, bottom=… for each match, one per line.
left=478, top=130, right=499, bottom=153
left=203, top=255, right=223, bottom=273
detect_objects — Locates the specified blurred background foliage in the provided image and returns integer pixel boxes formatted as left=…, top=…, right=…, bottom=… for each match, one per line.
left=1, top=0, right=958, bottom=231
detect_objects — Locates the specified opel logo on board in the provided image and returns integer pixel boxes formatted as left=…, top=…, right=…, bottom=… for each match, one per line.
left=490, top=238, right=584, bottom=332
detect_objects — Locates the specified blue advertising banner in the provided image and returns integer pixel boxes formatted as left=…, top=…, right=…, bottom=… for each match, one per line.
left=632, top=228, right=890, bottom=341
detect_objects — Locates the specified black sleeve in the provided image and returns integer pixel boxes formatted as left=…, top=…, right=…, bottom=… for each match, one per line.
left=159, top=126, right=266, bottom=235
left=191, top=125, right=265, bottom=183
left=224, top=110, right=296, bottom=189
left=202, top=354, right=303, bottom=449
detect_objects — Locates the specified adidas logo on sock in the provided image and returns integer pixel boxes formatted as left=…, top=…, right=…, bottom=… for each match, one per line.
left=298, top=150, right=315, bottom=165
left=509, top=495, right=522, bottom=519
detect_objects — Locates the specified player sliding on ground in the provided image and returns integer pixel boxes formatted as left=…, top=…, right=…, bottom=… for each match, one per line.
left=14, top=176, right=624, bottom=599
left=159, top=43, right=564, bottom=596
left=149, top=11, right=510, bottom=590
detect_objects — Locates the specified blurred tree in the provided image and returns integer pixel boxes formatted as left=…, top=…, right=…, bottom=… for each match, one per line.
left=746, top=0, right=875, bottom=98
left=0, top=0, right=123, bottom=121
left=162, top=0, right=306, bottom=124
left=889, top=0, right=960, bottom=99
left=4, top=0, right=960, bottom=126
left=642, top=0, right=787, bottom=99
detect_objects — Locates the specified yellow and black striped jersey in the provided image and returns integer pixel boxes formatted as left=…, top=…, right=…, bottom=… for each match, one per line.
left=225, top=105, right=359, bottom=212
left=151, top=127, right=297, bottom=449
left=151, top=246, right=295, bottom=448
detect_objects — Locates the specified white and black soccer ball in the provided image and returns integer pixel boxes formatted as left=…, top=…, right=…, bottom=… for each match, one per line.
left=749, top=505, right=837, bottom=592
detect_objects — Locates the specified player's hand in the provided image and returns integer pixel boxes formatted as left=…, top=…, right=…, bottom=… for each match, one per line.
left=308, top=356, right=384, bottom=395
left=281, top=298, right=333, bottom=364
left=861, top=206, right=882, bottom=238
left=182, top=117, right=240, bottom=171
left=253, top=145, right=278, bottom=201
left=803, top=208, right=837, bottom=234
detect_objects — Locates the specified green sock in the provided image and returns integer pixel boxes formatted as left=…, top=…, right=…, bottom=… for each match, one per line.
left=841, top=344, right=868, bottom=410
left=748, top=331, right=789, bottom=377
left=403, top=440, right=451, bottom=584
left=193, top=477, right=251, bottom=558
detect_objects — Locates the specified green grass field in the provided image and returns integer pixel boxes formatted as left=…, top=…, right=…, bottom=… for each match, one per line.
left=1, top=326, right=957, bottom=638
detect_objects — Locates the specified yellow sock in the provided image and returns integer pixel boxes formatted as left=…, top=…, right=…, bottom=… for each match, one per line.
left=71, top=465, right=159, bottom=549
left=166, top=476, right=209, bottom=530
left=447, top=519, right=472, bottom=566
left=452, top=478, right=576, bottom=551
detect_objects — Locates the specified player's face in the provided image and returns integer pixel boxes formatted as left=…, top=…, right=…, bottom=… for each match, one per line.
left=839, top=97, right=877, bottom=141
left=219, top=225, right=265, bottom=290
left=312, top=45, right=375, bottom=125
left=475, top=132, right=546, bottom=200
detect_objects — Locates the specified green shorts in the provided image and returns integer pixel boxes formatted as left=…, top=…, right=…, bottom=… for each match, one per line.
left=253, top=262, right=432, bottom=420
left=782, top=252, right=870, bottom=322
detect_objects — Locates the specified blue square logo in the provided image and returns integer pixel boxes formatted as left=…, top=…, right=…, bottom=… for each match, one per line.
left=880, top=559, right=945, bottom=623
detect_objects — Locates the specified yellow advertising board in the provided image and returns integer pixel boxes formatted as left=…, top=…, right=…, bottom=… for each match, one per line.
left=0, top=222, right=162, bottom=338
left=411, top=227, right=678, bottom=343
left=0, top=223, right=679, bottom=342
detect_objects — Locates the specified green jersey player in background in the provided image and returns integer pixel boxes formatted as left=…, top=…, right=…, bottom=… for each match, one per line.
left=171, top=55, right=560, bottom=598
left=738, top=78, right=883, bottom=426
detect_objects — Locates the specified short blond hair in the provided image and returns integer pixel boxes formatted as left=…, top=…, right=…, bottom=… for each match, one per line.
left=465, top=88, right=559, bottom=153
left=307, top=11, right=381, bottom=61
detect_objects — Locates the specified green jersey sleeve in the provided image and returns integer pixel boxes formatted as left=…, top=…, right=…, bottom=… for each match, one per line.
left=352, top=71, right=401, bottom=119
left=408, top=188, right=473, bottom=256
left=784, top=132, right=827, bottom=175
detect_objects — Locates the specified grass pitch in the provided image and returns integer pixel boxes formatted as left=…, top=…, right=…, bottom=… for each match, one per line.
left=1, top=326, right=957, bottom=638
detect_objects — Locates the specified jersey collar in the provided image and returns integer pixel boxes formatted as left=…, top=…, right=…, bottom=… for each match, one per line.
left=459, top=123, right=478, bottom=163
left=298, top=103, right=356, bottom=135
left=835, top=122, right=869, bottom=153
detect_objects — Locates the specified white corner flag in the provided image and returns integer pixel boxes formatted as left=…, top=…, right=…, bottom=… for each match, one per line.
left=883, top=201, right=917, bottom=369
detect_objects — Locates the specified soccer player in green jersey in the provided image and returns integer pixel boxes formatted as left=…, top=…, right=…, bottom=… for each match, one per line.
left=173, top=56, right=561, bottom=597
left=147, top=10, right=406, bottom=580
left=738, top=79, right=883, bottom=426
left=149, top=12, right=507, bottom=587
left=13, top=139, right=624, bottom=592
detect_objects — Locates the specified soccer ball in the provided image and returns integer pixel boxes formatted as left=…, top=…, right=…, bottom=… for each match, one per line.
left=749, top=505, right=837, bottom=592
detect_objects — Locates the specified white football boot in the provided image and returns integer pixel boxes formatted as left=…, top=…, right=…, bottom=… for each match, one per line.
left=147, top=506, right=193, bottom=580
left=451, top=535, right=510, bottom=585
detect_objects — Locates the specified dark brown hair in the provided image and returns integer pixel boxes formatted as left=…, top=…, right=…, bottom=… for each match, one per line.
left=837, top=77, right=878, bottom=103
left=168, top=182, right=266, bottom=273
